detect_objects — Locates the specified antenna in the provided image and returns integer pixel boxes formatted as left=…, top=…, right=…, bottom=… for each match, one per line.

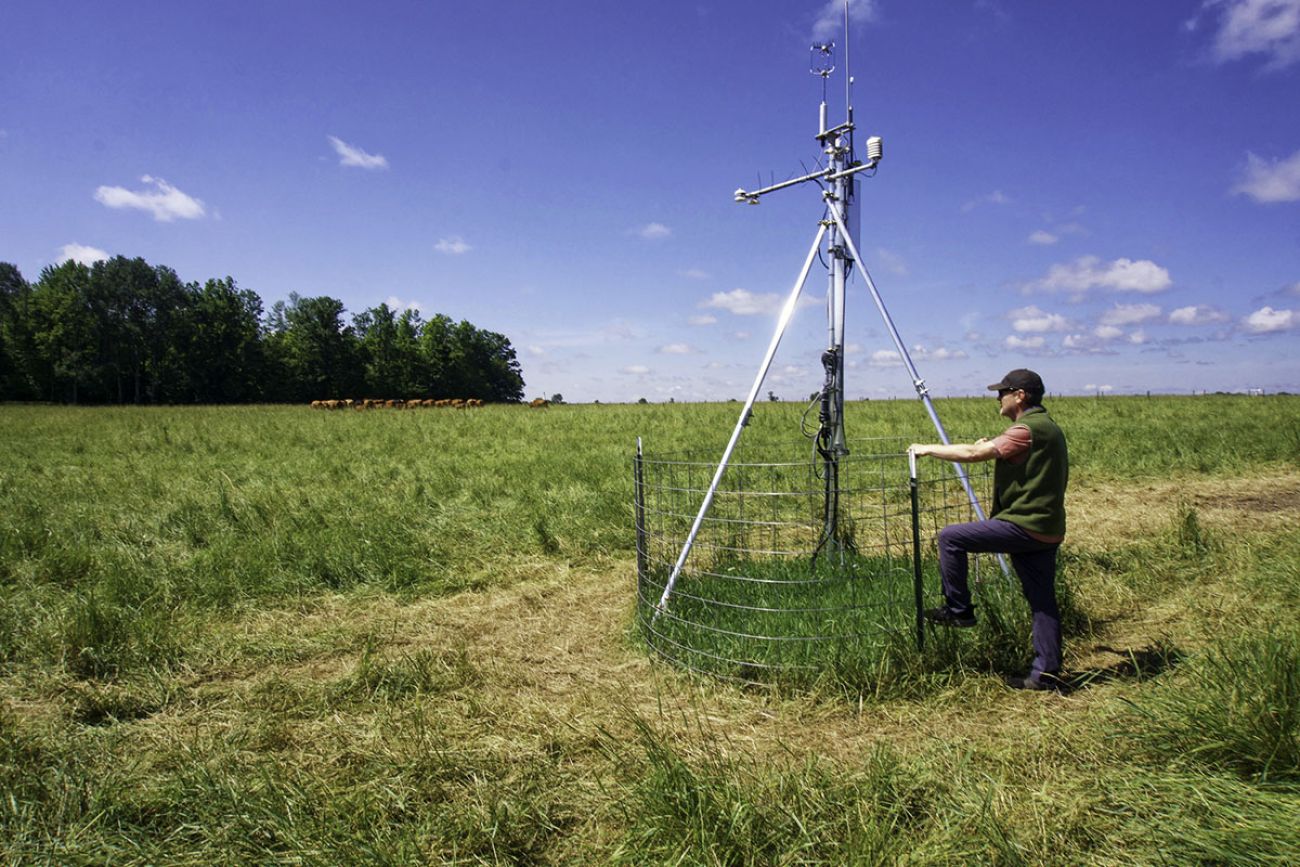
left=657, top=1, right=1005, bottom=622
left=844, top=0, right=853, bottom=124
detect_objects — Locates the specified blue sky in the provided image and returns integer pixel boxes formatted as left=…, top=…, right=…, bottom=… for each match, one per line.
left=3, top=0, right=1299, bottom=401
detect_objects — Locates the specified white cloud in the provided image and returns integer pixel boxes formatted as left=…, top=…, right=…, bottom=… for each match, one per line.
left=658, top=343, right=693, bottom=354
left=910, top=344, right=968, bottom=361
left=702, top=288, right=817, bottom=316
left=1232, top=149, right=1300, bottom=203
left=528, top=345, right=546, bottom=357
left=58, top=243, right=108, bottom=266
left=635, top=222, right=671, bottom=240
left=1289, top=281, right=1300, bottom=295
left=1064, top=324, right=1139, bottom=354
left=869, top=349, right=903, bottom=367
left=622, top=365, right=651, bottom=375
left=1084, top=383, right=1114, bottom=394
left=1031, top=255, right=1172, bottom=294
left=327, top=135, right=389, bottom=170
left=1028, top=230, right=1059, bottom=245
left=1242, top=305, right=1297, bottom=332
left=1009, top=305, right=1068, bottom=332
left=705, top=289, right=773, bottom=315
left=680, top=268, right=711, bottom=280
left=1004, top=335, right=1046, bottom=350
left=94, top=175, right=205, bottom=222
left=1099, top=303, right=1161, bottom=326
left=385, top=295, right=423, bottom=313
left=1169, top=304, right=1230, bottom=325
left=687, top=314, right=717, bottom=326
left=961, top=189, right=1011, bottom=213
left=811, top=0, right=878, bottom=42
left=435, top=236, right=471, bottom=255
left=1203, top=0, right=1300, bottom=70
left=733, top=331, right=751, bottom=340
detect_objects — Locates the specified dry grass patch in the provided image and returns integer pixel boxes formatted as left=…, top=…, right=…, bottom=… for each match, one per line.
left=1067, top=467, right=1300, bottom=550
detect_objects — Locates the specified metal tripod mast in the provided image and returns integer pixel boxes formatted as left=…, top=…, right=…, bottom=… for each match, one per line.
left=654, top=6, right=1004, bottom=622
left=815, top=40, right=852, bottom=559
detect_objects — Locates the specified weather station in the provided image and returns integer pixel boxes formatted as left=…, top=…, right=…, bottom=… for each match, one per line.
left=633, top=3, right=1005, bottom=684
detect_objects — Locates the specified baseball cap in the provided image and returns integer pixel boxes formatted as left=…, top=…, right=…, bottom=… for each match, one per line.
left=987, top=369, right=1045, bottom=394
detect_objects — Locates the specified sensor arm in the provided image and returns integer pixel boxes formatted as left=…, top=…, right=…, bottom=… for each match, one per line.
left=734, top=168, right=829, bottom=204
left=735, top=146, right=880, bottom=203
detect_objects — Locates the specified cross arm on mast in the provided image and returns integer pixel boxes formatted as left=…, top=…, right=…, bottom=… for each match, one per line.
left=733, top=151, right=879, bottom=205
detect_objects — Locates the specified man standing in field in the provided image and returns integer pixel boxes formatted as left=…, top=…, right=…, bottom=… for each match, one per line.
left=910, top=369, right=1069, bottom=691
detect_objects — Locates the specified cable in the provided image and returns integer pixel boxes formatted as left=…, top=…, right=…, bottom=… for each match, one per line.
left=800, top=393, right=822, bottom=439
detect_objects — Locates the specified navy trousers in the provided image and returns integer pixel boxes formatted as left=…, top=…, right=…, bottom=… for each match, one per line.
left=937, top=518, right=1062, bottom=677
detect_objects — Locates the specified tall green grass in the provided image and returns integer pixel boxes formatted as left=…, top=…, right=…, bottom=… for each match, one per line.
left=640, top=552, right=1086, bottom=695
left=1, top=397, right=1298, bottom=863
left=1124, top=630, right=1300, bottom=782
left=1, top=396, right=1293, bottom=682
left=601, top=703, right=1300, bottom=865
left=606, top=713, right=937, bottom=865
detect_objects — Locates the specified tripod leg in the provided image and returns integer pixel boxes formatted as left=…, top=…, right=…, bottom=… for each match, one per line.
left=653, top=223, right=830, bottom=621
left=827, top=203, right=1013, bottom=581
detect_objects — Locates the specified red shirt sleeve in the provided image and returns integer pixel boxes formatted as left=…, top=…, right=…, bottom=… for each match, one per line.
left=991, top=424, right=1031, bottom=465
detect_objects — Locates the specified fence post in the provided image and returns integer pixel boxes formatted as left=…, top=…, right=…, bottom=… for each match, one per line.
left=909, top=447, right=925, bottom=652
left=634, top=438, right=648, bottom=592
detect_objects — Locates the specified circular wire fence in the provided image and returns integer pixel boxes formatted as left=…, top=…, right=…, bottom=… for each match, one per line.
left=633, top=437, right=995, bottom=684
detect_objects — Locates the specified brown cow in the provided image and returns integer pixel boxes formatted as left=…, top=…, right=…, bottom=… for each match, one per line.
left=529, top=398, right=549, bottom=409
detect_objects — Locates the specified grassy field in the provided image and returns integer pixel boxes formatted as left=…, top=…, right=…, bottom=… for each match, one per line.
left=1, top=395, right=1298, bottom=864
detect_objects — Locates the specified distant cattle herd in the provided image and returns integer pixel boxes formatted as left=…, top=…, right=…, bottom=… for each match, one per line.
left=310, top=398, right=550, bottom=410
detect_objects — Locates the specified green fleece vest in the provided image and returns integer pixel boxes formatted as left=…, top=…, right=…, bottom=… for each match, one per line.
left=992, top=406, right=1068, bottom=537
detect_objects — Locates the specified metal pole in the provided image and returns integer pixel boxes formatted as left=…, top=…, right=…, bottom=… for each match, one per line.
left=634, top=437, right=648, bottom=586
left=653, top=223, right=830, bottom=621
left=909, top=446, right=925, bottom=652
left=830, top=135, right=848, bottom=456
left=827, top=202, right=1012, bottom=579
left=832, top=138, right=852, bottom=457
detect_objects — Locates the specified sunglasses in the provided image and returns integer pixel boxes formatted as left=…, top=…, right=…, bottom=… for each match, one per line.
left=996, top=388, right=1021, bottom=399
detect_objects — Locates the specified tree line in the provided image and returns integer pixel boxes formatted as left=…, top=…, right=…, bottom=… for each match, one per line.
left=0, top=257, right=525, bottom=404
